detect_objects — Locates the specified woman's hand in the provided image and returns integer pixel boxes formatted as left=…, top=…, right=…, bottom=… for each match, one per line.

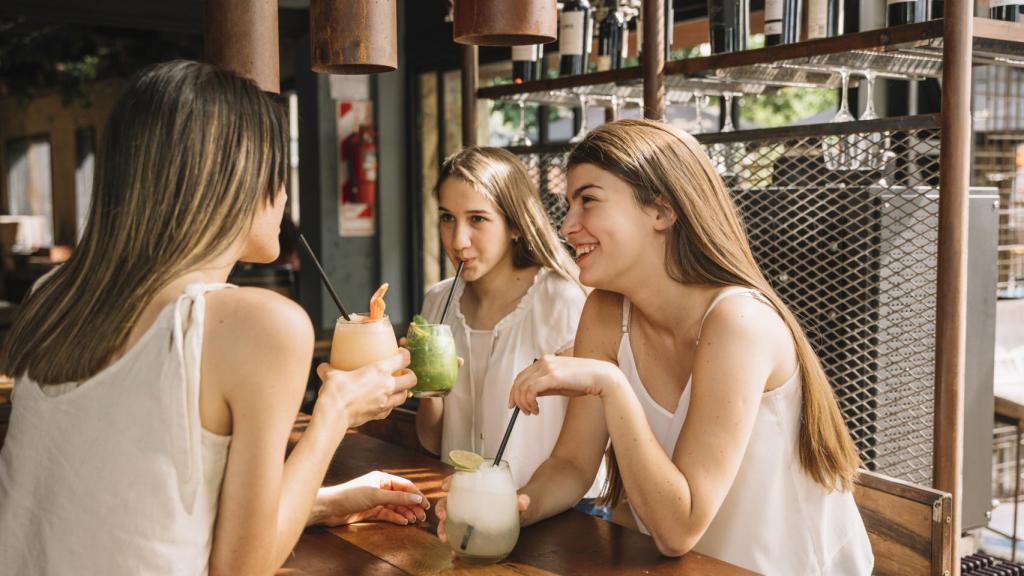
left=508, top=355, right=624, bottom=415
left=310, top=471, right=429, bottom=527
left=313, top=350, right=417, bottom=438
left=435, top=475, right=530, bottom=543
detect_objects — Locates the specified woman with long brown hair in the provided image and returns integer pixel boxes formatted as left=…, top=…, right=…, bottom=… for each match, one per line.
left=0, top=61, right=426, bottom=576
left=415, top=147, right=601, bottom=494
left=436, top=120, right=872, bottom=574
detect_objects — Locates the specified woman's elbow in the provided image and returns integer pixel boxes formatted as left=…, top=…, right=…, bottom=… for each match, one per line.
left=651, top=531, right=697, bottom=558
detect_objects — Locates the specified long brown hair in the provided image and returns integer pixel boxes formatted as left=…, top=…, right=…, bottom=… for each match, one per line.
left=568, top=119, right=860, bottom=508
left=435, top=146, right=582, bottom=290
left=1, top=60, right=287, bottom=385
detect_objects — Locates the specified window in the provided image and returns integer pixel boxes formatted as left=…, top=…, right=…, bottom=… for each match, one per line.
left=75, top=128, right=96, bottom=240
left=4, top=135, right=54, bottom=249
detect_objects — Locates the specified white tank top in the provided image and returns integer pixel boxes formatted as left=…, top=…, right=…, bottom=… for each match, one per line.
left=0, top=283, right=234, bottom=576
left=619, top=287, right=873, bottom=576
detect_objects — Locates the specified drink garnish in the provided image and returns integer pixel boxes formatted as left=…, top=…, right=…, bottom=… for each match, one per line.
left=449, top=450, right=485, bottom=471
left=369, top=283, right=389, bottom=321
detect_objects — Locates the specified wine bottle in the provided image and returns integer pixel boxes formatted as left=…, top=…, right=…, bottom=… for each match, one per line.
left=765, top=0, right=800, bottom=45
left=512, top=45, right=541, bottom=84
left=806, top=0, right=842, bottom=40
left=887, top=0, right=919, bottom=25
left=990, top=0, right=1024, bottom=22
left=928, top=0, right=943, bottom=19
left=708, top=0, right=750, bottom=53
left=559, top=0, right=592, bottom=76
left=597, top=0, right=626, bottom=71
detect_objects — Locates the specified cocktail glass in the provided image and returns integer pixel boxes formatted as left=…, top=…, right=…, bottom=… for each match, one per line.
left=330, top=313, right=399, bottom=371
left=444, top=460, right=520, bottom=564
left=405, top=322, right=458, bottom=397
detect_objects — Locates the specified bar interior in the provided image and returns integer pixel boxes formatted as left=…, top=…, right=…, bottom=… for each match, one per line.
left=1, top=0, right=1024, bottom=574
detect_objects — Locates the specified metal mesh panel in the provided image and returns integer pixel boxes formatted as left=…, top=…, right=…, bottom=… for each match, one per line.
left=513, top=115, right=941, bottom=485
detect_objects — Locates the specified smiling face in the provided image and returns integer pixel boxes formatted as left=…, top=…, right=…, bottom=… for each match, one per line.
left=561, top=164, right=673, bottom=291
left=438, top=176, right=518, bottom=283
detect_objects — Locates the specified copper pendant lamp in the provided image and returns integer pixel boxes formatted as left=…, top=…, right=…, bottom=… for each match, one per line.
left=311, top=0, right=397, bottom=74
left=204, top=0, right=280, bottom=93
left=453, top=0, right=557, bottom=46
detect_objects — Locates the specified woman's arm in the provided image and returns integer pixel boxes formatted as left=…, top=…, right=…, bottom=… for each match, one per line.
left=203, top=289, right=315, bottom=575
left=205, top=289, right=417, bottom=574
left=511, top=296, right=788, bottom=557
left=415, top=398, right=444, bottom=456
left=599, top=297, right=785, bottom=556
left=515, top=291, right=621, bottom=525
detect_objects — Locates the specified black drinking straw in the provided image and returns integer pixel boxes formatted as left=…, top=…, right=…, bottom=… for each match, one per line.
left=298, top=233, right=351, bottom=321
left=438, top=260, right=465, bottom=325
left=459, top=406, right=520, bottom=552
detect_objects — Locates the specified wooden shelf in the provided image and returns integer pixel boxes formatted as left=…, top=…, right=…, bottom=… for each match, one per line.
left=476, top=18, right=1024, bottom=104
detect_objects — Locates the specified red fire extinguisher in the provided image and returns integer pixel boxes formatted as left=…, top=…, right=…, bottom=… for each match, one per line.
left=341, top=124, right=377, bottom=216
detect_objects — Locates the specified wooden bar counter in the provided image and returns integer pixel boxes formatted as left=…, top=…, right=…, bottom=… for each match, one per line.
left=281, top=417, right=754, bottom=576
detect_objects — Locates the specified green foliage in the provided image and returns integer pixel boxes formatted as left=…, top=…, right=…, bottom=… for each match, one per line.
left=739, top=87, right=837, bottom=128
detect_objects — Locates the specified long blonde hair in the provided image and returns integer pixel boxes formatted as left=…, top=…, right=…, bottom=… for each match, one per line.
left=435, top=147, right=582, bottom=290
left=1, top=60, right=287, bottom=385
left=568, top=119, right=860, bottom=507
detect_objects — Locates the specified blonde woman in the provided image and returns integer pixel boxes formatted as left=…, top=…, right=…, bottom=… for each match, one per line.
left=437, top=121, right=873, bottom=575
left=415, top=147, right=600, bottom=494
left=0, top=61, right=426, bottom=576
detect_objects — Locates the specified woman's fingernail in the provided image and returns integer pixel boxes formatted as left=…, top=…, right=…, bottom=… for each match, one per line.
left=411, top=495, right=423, bottom=503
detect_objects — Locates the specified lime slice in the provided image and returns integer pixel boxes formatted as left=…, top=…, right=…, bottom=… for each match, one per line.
left=448, top=450, right=485, bottom=471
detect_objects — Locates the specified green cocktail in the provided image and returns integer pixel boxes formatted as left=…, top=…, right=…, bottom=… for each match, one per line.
left=405, top=315, right=458, bottom=398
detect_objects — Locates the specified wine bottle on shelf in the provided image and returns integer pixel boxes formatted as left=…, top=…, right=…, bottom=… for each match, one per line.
left=765, top=0, right=800, bottom=46
left=887, top=0, right=920, bottom=26
left=559, top=0, right=592, bottom=76
left=928, top=0, right=943, bottom=19
left=597, top=0, right=626, bottom=71
left=512, top=45, right=542, bottom=84
left=708, top=0, right=750, bottom=53
left=990, top=0, right=1024, bottom=22
left=806, top=0, right=842, bottom=40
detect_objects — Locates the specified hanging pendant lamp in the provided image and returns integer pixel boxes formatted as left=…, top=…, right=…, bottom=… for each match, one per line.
left=204, top=0, right=280, bottom=92
left=311, top=0, right=397, bottom=74
left=453, top=0, right=557, bottom=46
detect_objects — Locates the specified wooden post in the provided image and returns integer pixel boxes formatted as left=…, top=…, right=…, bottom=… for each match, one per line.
left=462, top=45, right=479, bottom=147
left=935, top=0, right=972, bottom=572
left=203, top=0, right=279, bottom=93
left=642, top=0, right=665, bottom=121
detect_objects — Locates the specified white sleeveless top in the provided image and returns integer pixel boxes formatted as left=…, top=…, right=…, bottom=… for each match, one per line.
left=619, top=288, right=873, bottom=576
left=0, top=283, right=234, bottom=576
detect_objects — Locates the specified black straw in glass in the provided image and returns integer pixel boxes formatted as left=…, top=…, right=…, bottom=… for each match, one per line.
left=438, top=260, right=465, bottom=325
left=298, top=233, right=350, bottom=321
left=493, top=407, right=520, bottom=466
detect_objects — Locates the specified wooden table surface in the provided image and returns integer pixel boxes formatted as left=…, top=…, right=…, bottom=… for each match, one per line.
left=279, top=418, right=755, bottom=576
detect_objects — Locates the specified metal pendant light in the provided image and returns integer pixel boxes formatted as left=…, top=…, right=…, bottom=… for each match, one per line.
left=453, top=0, right=557, bottom=46
left=311, top=0, right=397, bottom=74
left=204, top=0, right=280, bottom=92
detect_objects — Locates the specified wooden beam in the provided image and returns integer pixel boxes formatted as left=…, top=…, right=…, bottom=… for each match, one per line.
left=461, top=45, right=478, bottom=147
left=642, top=0, right=665, bottom=121
left=935, top=0, right=972, bottom=575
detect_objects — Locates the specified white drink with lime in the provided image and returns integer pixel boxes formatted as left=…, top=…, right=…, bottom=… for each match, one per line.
left=445, top=452, right=520, bottom=564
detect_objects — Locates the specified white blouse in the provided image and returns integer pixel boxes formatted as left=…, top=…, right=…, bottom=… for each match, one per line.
left=421, top=268, right=599, bottom=492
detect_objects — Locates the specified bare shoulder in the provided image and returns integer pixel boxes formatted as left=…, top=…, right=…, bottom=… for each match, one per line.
left=203, top=287, right=314, bottom=367
left=575, top=289, right=625, bottom=362
left=696, top=292, right=797, bottom=382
